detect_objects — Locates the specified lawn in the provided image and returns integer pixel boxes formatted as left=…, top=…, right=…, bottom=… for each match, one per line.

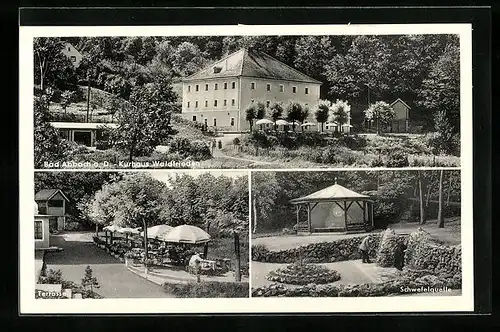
left=253, top=217, right=461, bottom=251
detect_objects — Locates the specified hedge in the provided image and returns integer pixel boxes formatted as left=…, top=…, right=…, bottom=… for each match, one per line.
left=163, top=281, right=249, bottom=298
left=404, top=228, right=461, bottom=278
left=252, top=234, right=382, bottom=263
left=252, top=270, right=461, bottom=297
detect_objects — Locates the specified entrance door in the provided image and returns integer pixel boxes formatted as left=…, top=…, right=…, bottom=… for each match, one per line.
left=49, top=217, right=58, bottom=233
left=73, top=131, right=92, bottom=146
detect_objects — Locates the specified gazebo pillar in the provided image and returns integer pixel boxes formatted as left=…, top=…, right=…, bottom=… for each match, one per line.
left=307, top=203, right=311, bottom=233
left=343, top=201, right=348, bottom=232
left=370, top=202, right=374, bottom=228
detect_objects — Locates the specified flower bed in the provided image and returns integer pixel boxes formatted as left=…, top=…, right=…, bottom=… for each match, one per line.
left=163, top=281, right=249, bottom=298
left=252, top=234, right=382, bottom=263
left=267, top=263, right=341, bottom=285
left=252, top=269, right=461, bottom=297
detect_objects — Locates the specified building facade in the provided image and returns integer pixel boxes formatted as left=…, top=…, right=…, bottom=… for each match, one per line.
left=51, top=122, right=118, bottom=148
left=389, top=98, right=411, bottom=133
left=61, top=42, right=83, bottom=68
left=34, top=201, right=51, bottom=250
left=181, top=48, right=324, bottom=132
left=35, top=189, right=70, bottom=232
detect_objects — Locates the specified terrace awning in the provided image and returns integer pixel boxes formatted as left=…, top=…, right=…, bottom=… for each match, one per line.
left=140, top=224, right=173, bottom=240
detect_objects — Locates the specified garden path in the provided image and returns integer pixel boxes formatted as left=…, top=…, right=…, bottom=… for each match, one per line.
left=44, top=232, right=172, bottom=298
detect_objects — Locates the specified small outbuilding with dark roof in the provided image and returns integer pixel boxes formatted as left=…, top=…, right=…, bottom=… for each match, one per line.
left=290, top=179, right=374, bottom=234
left=35, top=189, right=70, bottom=231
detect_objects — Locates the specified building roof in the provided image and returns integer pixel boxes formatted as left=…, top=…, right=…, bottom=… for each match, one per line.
left=50, top=122, right=118, bottom=130
left=183, top=48, right=322, bottom=84
left=35, top=189, right=70, bottom=202
left=290, top=183, right=371, bottom=204
left=390, top=98, right=411, bottom=109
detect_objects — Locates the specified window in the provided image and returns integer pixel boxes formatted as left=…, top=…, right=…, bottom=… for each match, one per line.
left=205, top=84, right=209, bottom=91
left=231, top=99, right=235, bottom=106
left=192, top=116, right=197, bottom=121
left=305, top=87, right=309, bottom=95
left=266, top=100, right=270, bottom=108
left=195, top=101, right=199, bottom=108
left=35, top=220, right=43, bottom=240
left=205, top=100, right=208, bottom=107
left=280, top=85, right=284, bottom=92
left=187, top=101, right=190, bottom=108
left=214, top=83, right=218, bottom=90
left=48, top=200, right=63, bottom=207
left=230, top=118, right=235, bottom=126
left=266, top=84, right=271, bottom=91
left=224, top=99, right=227, bottom=106
left=231, top=82, right=236, bottom=89
left=204, top=118, right=208, bottom=126
left=213, top=118, right=217, bottom=126
left=224, top=82, right=228, bottom=89
left=292, top=86, right=297, bottom=93
left=214, top=100, right=218, bottom=107
left=251, top=82, right=256, bottom=89
left=195, top=85, right=199, bottom=92
left=68, top=46, right=70, bottom=51
left=188, top=85, right=191, bottom=92
left=70, top=56, right=76, bottom=63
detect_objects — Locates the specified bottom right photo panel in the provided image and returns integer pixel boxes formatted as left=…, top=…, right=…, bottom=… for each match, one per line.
left=250, top=169, right=461, bottom=298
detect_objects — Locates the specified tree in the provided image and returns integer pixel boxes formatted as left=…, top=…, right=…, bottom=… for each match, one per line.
left=114, top=78, right=177, bottom=162
left=418, top=43, right=460, bottom=131
left=364, top=101, right=395, bottom=134
left=330, top=99, right=351, bottom=133
left=433, top=109, right=456, bottom=154
left=286, top=102, right=303, bottom=132
left=88, top=173, right=170, bottom=268
left=437, top=169, right=445, bottom=228
left=33, top=37, right=73, bottom=91
left=315, top=100, right=330, bottom=132
left=60, top=90, right=75, bottom=114
left=269, top=102, right=284, bottom=130
left=245, top=105, right=256, bottom=131
left=251, top=172, right=279, bottom=234
left=417, top=171, right=426, bottom=224
left=172, top=42, right=207, bottom=77
left=34, top=96, right=70, bottom=168
left=297, top=105, right=310, bottom=131
left=255, top=102, right=266, bottom=120
left=81, top=266, right=100, bottom=293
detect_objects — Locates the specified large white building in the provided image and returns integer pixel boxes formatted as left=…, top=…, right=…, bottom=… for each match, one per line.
left=181, top=48, right=329, bottom=132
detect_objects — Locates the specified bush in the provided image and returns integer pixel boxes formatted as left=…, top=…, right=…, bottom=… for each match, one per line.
left=267, top=263, right=341, bottom=285
left=334, top=135, right=368, bottom=150
left=65, top=222, right=81, bottom=231
left=232, top=137, right=241, bottom=145
left=189, top=141, right=212, bottom=160
left=163, top=281, right=249, bottom=298
left=251, top=244, right=271, bottom=261
left=385, top=150, right=409, bottom=167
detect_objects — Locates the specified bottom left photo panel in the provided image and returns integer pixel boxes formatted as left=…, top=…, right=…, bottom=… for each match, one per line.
left=33, top=170, right=250, bottom=299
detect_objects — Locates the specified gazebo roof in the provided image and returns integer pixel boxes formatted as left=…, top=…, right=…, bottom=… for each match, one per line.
left=290, top=183, right=371, bottom=204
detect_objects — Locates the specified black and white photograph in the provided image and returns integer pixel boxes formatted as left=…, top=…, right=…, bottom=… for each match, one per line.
left=34, top=170, right=249, bottom=299
left=33, top=33, right=460, bottom=169
left=250, top=170, right=462, bottom=298
left=20, top=20, right=475, bottom=314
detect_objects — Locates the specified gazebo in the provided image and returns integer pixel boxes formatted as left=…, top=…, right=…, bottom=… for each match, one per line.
left=289, top=179, right=374, bottom=234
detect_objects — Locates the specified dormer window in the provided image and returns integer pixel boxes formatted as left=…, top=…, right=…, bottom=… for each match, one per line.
left=213, top=66, right=222, bottom=74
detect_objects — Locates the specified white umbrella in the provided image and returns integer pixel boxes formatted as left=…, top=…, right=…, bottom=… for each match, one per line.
left=255, top=118, right=273, bottom=125
left=140, top=224, right=173, bottom=239
left=119, top=227, right=140, bottom=235
left=325, top=122, right=339, bottom=127
left=162, top=225, right=211, bottom=244
left=342, top=124, right=353, bottom=128
left=301, top=122, right=316, bottom=127
left=275, top=119, right=289, bottom=126
left=103, top=224, right=122, bottom=233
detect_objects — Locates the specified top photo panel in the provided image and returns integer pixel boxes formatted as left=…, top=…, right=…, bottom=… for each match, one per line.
left=32, top=28, right=465, bottom=170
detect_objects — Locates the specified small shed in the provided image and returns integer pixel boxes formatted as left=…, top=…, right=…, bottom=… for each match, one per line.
left=50, top=122, right=118, bottom=148
left=289, top=180, right=374, bottom=234
left=389, top=98, right=411, bottom=133
left=35, top=189, right=70, bottom=231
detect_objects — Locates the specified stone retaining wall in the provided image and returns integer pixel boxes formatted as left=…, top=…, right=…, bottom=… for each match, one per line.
left=252, top=234, right=382, bottom=263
